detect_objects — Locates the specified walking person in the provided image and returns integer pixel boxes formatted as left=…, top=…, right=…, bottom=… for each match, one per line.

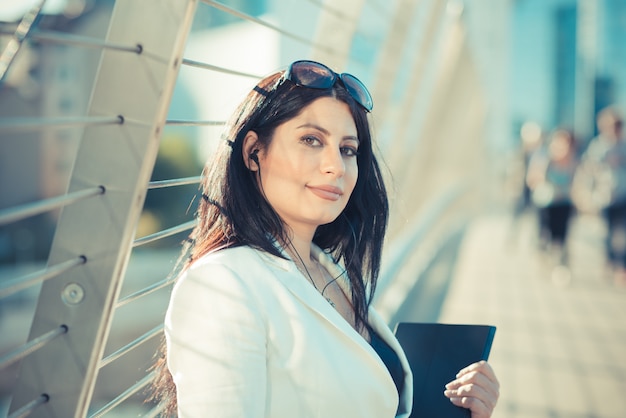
left=576, top=106, right=626, bottom=285
left=527, top=129, right=578, bottom=283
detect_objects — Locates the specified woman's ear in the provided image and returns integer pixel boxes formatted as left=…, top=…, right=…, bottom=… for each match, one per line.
left=242, top=131, right=260, bottom=171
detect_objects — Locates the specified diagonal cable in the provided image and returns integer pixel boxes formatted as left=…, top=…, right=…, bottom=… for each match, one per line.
left=0, top=0, right=47, bottom=82
left=201, top=0, right=343, bottom=59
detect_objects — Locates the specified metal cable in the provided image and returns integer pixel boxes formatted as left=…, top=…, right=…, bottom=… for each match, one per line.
left=305, top=0, right=358, bottom=23
left=0, top=186, right=105, bottom=226
left=116, top=276, right=176, bottom=308
left=88, top=371, right=155, bottom=418
left=132, top=219, right=196, bottom=248
left=165, top=119, right=225, bottom=127
left=180, top=59, right=263, bottom=79
left=0, top=256, right=86, bottom=300
left=147, top=176, right=202, bottom=190
left=7, top=394, right=50, bottom=418
left=200, top=0, right=342, bottom=59
left=0, top=325, right=68, bottom=371
left=305, top=0, right=380, bottom=47
left=143, top=402, right=167, bottom=418
left=99, top=325, right=163, bottom=369
left=0, top=27, right=144, bottom=54
left=0, top=115, right=123, bottom=132
left=0, top=0, right=47, bottom=82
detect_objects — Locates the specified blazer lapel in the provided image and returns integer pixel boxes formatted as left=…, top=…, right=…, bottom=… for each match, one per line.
left=369, top=308, right=414, bottom=417
left=256, top=246, right=376, bottom=357
left=257, top=249, right=359, bottom=337
left=313, top=245, right=413, bottom=416
left=257, top=245, right=412, bottom=415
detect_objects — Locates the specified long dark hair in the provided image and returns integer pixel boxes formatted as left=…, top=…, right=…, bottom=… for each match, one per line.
left=149, top=67, right=389, bottom=415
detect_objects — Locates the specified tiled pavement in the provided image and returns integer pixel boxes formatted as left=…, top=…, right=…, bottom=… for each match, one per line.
left=438, top=211, right=626, bottom=418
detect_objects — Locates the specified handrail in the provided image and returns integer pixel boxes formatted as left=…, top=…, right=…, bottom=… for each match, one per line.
left=132, top=220, right=196, bottom=248
left=374, top=182, right=469, bottom=321
left=0, top=186, right=105, bottom=226
left=0, top=116, right=123, bottom=132
left=0, top=256, right=86, bottom=299
left=7, top=394, right=49, bottom=418
left=180, top=59, right=263, bottom=78
left=99, top=325, right=163, bottom=368
left=378, top=183, right=467, bottom=288
left=0, top=325, right=68, bottom=370
left=116, top=276, right=176, bottom=308
left=0, top=27, right=143, bottom=54
left=88, top=372, right=156, bottom=418
left=165, top=119, right=225, bottom=127
left=147, top=176, right=202, bottom=190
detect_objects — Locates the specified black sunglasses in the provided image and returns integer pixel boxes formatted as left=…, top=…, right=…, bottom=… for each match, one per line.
left=284, top=60, right=373, bottom=112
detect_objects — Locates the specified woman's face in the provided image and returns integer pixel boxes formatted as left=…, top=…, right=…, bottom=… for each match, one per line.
left=549, top=133, right=572, bottom=161
left=256, top=97, right=359, bottom=237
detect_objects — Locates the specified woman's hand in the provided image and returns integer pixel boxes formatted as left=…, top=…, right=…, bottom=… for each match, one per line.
left=444, top=360, right=499, bottom=418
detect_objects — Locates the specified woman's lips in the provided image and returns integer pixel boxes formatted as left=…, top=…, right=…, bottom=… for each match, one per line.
left=307, top=185, right=343, bottom=201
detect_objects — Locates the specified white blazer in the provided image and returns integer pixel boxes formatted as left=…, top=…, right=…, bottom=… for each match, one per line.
left=165, top=244, right=413, bottom=417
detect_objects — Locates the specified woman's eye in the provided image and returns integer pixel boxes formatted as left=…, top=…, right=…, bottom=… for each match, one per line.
left=301, top=135, right=322, bottom=147
left=341, top=146, right=359, bottom=157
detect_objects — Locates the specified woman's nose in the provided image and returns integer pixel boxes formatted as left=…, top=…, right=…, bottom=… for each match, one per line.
left=321, top=147, right=345, bottom=177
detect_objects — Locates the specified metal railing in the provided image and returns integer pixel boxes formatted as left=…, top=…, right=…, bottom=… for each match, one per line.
left=0, top=0, right=487, bottom=416
left=2, top=0, right=199, bottom=416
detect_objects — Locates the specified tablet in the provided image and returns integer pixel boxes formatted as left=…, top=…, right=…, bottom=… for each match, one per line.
left=394, top=322, right=496, bottom=418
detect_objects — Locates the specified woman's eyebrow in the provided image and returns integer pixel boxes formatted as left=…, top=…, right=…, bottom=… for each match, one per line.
left=296, top=123, right=359, bottom=142
left=296, top=123, right=329, bottom=134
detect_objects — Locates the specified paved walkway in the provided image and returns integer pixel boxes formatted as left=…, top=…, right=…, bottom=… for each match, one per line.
left=438, top=211, right=626, bottom=418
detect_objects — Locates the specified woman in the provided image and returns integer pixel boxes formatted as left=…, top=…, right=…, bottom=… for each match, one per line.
left=153, top=60, right=499, bottom=417
left=527, top=128, right=578, bottom=264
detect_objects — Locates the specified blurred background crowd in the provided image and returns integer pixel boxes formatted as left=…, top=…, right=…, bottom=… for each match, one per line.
left=508, top=105, right=626, bottom=287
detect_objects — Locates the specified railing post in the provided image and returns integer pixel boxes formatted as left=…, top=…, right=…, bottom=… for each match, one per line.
left=9, top=0, right=198, bottom=416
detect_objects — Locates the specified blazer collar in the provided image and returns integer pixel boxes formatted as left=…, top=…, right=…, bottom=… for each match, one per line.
left=257, top=243, right=412, bottom=414
left=256, top=243, right=363, bottom=342
left=256, top=242, right=399, bottom=373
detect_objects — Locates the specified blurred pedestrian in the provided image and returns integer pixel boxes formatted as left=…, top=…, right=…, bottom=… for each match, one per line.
left=506, top=121, right=546, bottom=249
left=526, top=128, right=578, bottom=272
left=575, top=106, right=626, bottom=285
left=517, top=121, right=545, bottom=215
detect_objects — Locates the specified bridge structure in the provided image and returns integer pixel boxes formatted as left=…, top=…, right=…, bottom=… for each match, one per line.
left=1, top=1, right=625, bottom=417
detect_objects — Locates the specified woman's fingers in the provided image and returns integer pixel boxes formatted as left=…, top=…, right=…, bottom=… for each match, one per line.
left=446, top=364, right=499, bottom=400
left=444, top=361, right=500, bottom=418
left=445, top=378, right=496, bottom=411
left=457, top=360, right=499, bottom=385
left=447, top=394, right=492, bottom=418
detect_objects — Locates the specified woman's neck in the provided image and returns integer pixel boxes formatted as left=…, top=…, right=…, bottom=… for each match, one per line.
left=282, top=229, right=315, bottom=270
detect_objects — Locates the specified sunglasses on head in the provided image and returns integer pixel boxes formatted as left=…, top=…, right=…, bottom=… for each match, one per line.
left=284, top=60, right=373, bottom=112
